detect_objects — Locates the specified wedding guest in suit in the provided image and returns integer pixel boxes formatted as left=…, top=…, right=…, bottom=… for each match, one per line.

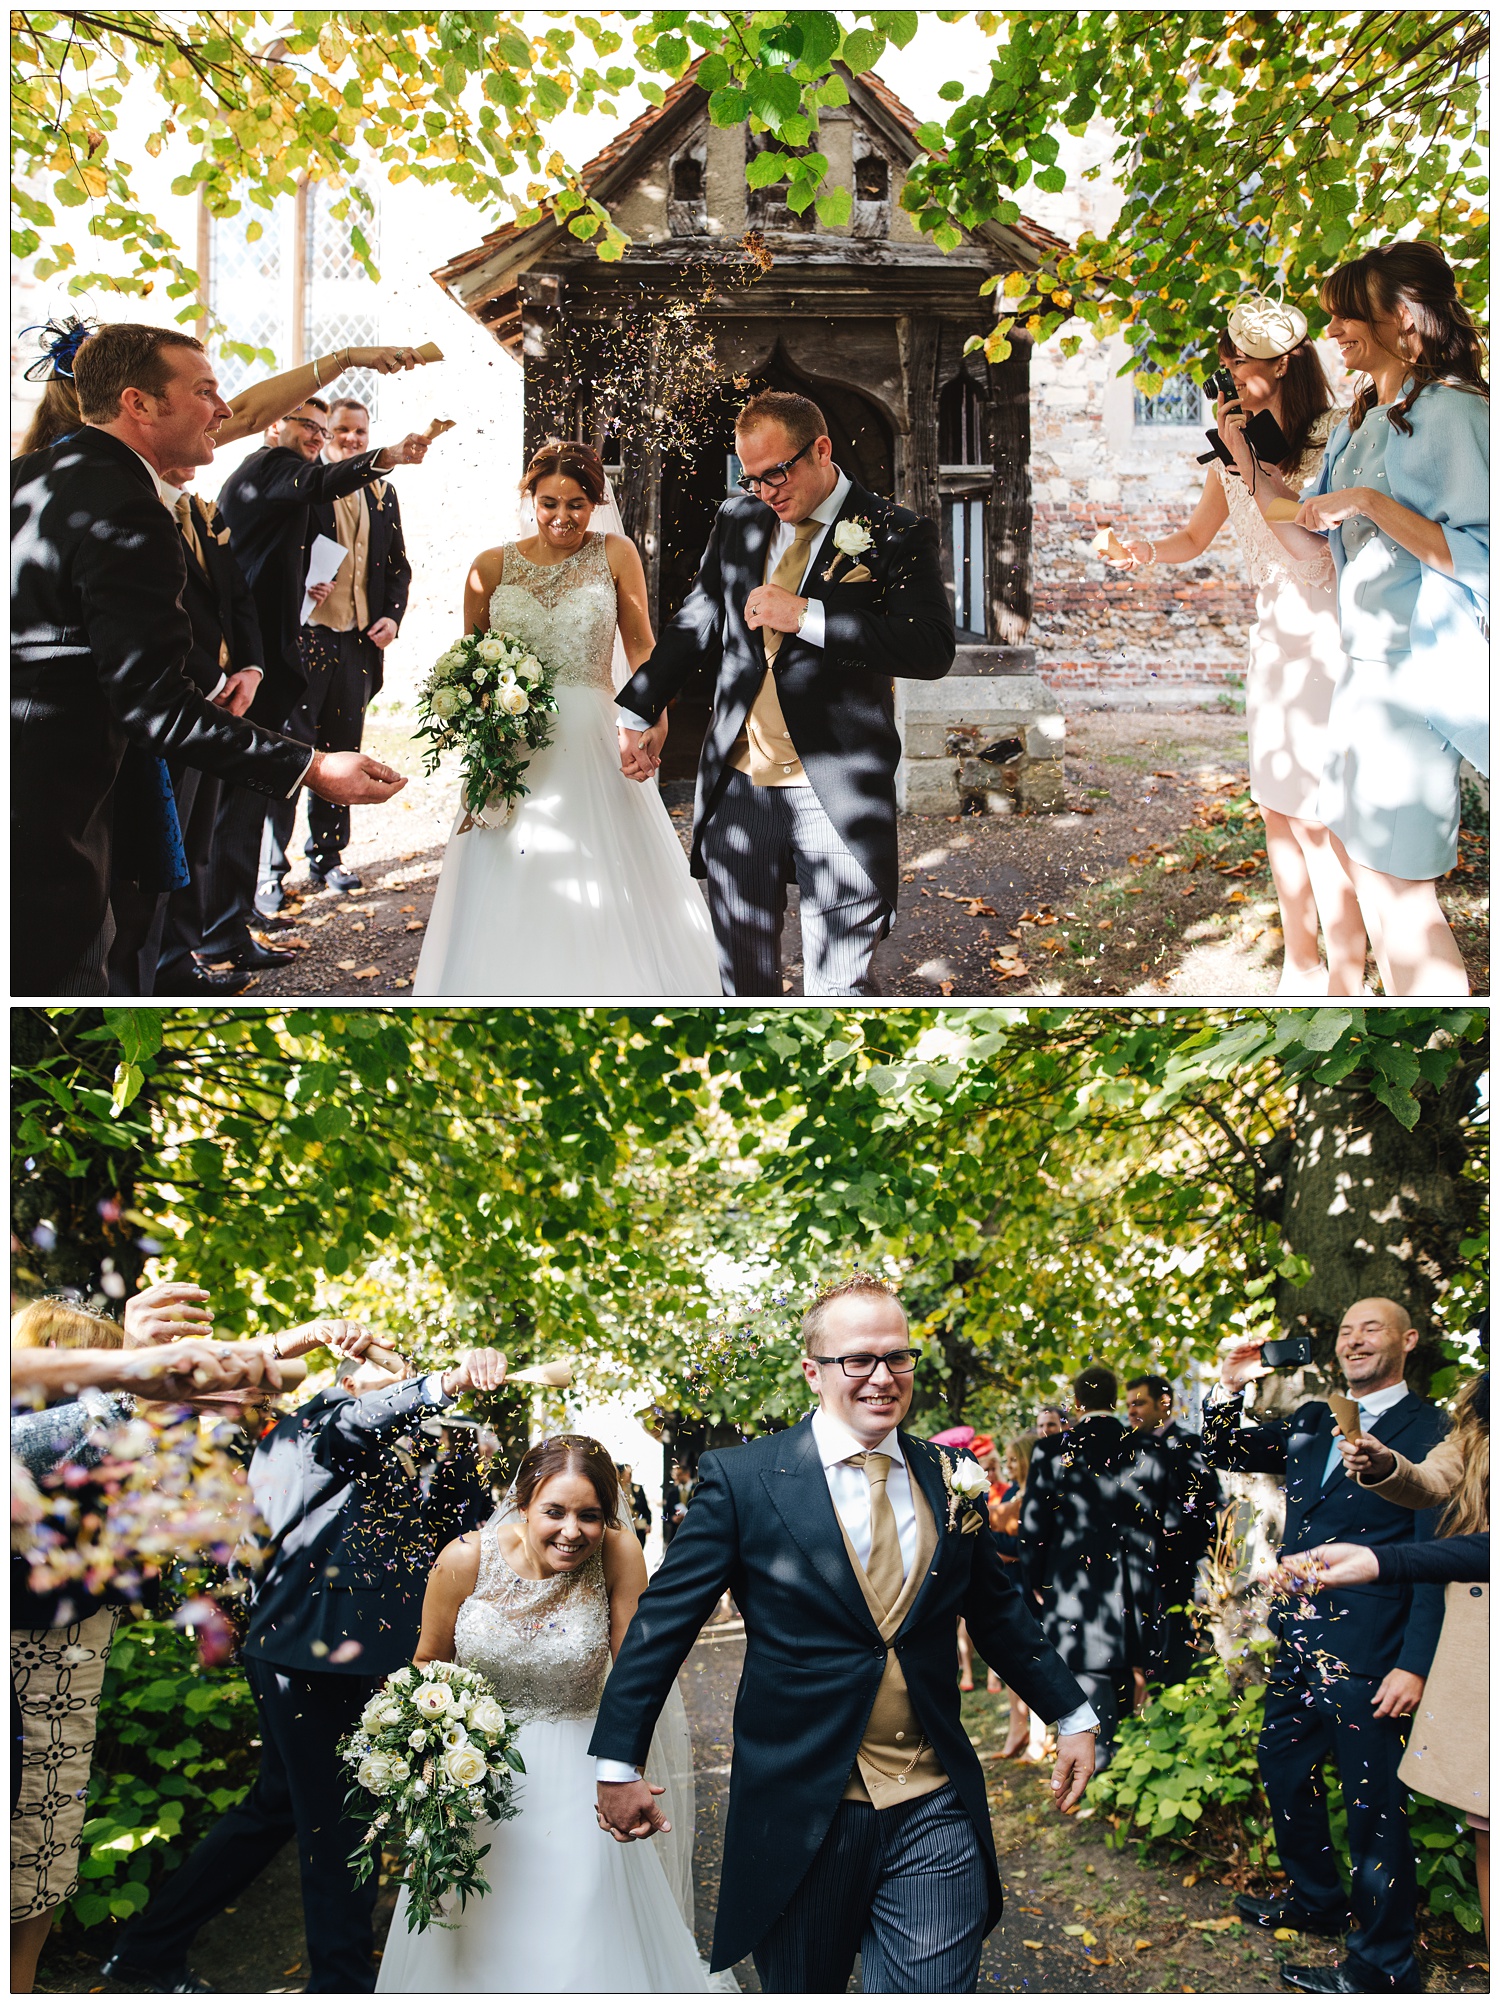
left=592, top=1275, right=1096, bottom=1992
left=104, top=1325, right=502, bottom=1995
left=10, top=323, right=406, bottom=996
left=1036, top=1403, right=1067, bottom=1438
left=200, top=397, right=430, bottom=956
left=260, top=395, right=412, bottom=902
left=1020, top=1366, right=1161, bottom=1771
left=1203, top=1300, right=1449, bottom=1993
left=616, top=391, right=956, bottom=997
left=1123, top=1373, right=1223, bottom=1684
left=106, top=468, right=268, bottom=996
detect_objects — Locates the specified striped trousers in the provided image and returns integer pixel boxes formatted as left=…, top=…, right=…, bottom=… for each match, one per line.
left=752, top=1783, right=989, bottom=1993
left=701, top=769, right=890, bottom=997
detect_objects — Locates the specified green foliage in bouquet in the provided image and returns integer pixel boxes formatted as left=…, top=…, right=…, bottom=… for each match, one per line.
left=58, top=1619, right=257, bottom=1934
left=341, top=1661, right=526, bottom=1933
left=415, top=629, right=560, bottom=824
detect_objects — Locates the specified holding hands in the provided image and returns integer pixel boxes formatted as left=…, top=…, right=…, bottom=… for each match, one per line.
left=596, top=1777, right=671, bottom=1843
left=617, top=719, right=667, bottom=783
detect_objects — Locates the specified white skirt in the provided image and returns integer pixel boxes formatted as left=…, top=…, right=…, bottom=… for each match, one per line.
left=413, top=685, right=722, bottom=997
left=375, top=1713, right=713, bottom=1993
left=1245, top=571, right=1345, bottom=820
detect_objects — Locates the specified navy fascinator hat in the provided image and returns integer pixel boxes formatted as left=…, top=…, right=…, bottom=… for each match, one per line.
left=21, top=313, right=98, bottom=382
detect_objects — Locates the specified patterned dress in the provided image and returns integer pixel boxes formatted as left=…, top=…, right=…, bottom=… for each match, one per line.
left=375, top=1526, right=712, bottom=1992
left=413, top=533, right=720, bottom=996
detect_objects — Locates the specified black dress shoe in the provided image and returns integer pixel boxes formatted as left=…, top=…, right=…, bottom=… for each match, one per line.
left=163, top=962, right=253, bottom=997
left=99, top=1951, right=214, bottom=1992
left=309, top=862, right=362, bottom=893
left=1281, top=1960, right=1423, bottom=1994
left=227, top=940, right=298, bottom=971
left=1237, top=1894, right=1353, bottom=1936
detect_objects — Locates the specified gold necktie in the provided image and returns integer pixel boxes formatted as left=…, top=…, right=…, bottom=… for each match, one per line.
left=761, top=519, right=821, bottom=665
left=849, top=1450, right=905, bottom=1612
left=174, top=492, right=206, bottom=570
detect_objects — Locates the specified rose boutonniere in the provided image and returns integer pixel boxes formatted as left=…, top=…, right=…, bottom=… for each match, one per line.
left=937, top=1448, right=990, bottom=1534
left=822, top=515, right=875, bottom=583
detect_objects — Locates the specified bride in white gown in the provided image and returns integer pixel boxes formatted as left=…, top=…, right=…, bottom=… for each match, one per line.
left=376, top=1435, right=728, bottom=1994
left=413, top=440, right=721, bottom=996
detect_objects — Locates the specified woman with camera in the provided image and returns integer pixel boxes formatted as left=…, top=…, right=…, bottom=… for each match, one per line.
left=1285, top=241, right=1488, bottom=997
left=1103, top=300, right=1364, bottom=994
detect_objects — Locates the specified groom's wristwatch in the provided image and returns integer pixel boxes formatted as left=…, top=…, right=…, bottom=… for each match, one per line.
left=794, top=599, right=810, bottom=634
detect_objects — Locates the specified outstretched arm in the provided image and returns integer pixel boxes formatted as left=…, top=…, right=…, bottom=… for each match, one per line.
left=616, top=509, right=727, bottom=726
left=590, top=1452, right=737, bottom=1840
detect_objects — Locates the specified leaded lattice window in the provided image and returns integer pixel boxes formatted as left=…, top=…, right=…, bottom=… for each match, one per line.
left=1134, top=376, right=1205, bottom=426
left=305, top=178, right=381, bottom=419
left=208, top=207, right=286, bottom=398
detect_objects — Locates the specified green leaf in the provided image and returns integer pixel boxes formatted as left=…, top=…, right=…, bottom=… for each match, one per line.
left=746, top=68, right=803, bottom=127
left=840, top=27, right=887, bottom=74
left=746, top=148, right=793, bottom=190
left=815, top=184, right=853, bottom=228
left=707, top=85, right=750, bottom=127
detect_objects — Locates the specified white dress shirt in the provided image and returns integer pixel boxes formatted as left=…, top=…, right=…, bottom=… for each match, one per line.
left=1320, top=1379, right=1407, bottom=1483
left=616, top=469, right=853, bottom=761
left=598, top=1404, right=1096, bottom=1781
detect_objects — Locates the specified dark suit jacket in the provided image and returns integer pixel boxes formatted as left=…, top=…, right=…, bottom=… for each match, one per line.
left=588, top=1415, right=1085, bottom=1972
left=1128, top=1420, right=1223, bottom=1598
left=1020, top=1416, right=1163, bottom=1675
left=216, top=443, right=388, bottom=726
left=177, top=494, right=265, bottom=698
left=11, top=428, right=313, bottom=992
left=244, top=1378, right=490, bottom=1679
left=615, top=479, right=955, bottom=913
left=1202, top=1389, right=1448, bottom=1680
left=306, top=477, right=410, bottom=699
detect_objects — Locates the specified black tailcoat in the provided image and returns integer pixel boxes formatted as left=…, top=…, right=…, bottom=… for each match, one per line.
left=11, top=428, right=311, bottom=993
left=588, top=1415, right=1085, bottom=1973
left=244, top=1379, right=490, bottom=1679
left=615, top=480, right=955, bottom=913
left=305, top=479, right=410, bottom=700
left=1020, top=1416, right=1164, bottom=1674
left=216, top=443, right=389, bottom=727
left=1202, top=1389, right=1448, bottom=1678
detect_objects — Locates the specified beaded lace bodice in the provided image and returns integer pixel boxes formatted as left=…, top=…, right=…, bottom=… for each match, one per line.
left=489, top=533, right=619, bottom=690
left=452, top=1525, right=612, bottom=1722
left=1214, top=411, right=1339, bottom=593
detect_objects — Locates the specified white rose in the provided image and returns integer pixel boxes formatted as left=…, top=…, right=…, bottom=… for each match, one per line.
left=496, top=684, right=530, bottom=716
left=473, top=665, right=491, bottom=686
left=443, top=1742, right=488, bottom=1788
left=411, top=1684, right=448, bottom=1719
left=949, top=1457, right=989, bottom=1500
left=409, top=1728, right=428, bottom=1752
left=468, top=1697, right=507, bottom=1736
left=390, top=1668, right=413, bottom=1688
left=832, top=517, right=874, bottom=557
left=430, top=686, right=462, bottom=721
left=476, top=636, right=506, bottom=664
left=387, top=1753, right=410, bottom=1781
left=515, top=654, right=543, bottom=684
left=357, top=1753, right=393, bottom=1794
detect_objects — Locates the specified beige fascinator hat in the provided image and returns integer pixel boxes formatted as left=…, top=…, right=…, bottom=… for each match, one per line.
left=1226, top=294, right=1310, bottom=359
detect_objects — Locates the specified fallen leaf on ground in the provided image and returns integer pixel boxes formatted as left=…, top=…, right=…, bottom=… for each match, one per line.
left=1187, top=1916, right=1240, bottom=1932
left=1133, top=1938, right=1153, bottom=1951
left=1180, top=885, right=1196, bottom=897
left=989, top=955, right=1028, bottom=980
left=1022, top=1940, right=1044, bottom=1951
left=936, top=889, right=997, bottom=916
left=353, top=965, right=381, bottom=979
left=1151, top=769, right=1180, bottom=779
left=1064, top=1925, right=1086, bottom=1937
left=405, top=920, right=425, bottom=932
left=1019, top=1906, right=1043, bottom=1916
left=1096, top=919, right=1113, bottom=929
left=1274, top=1928, right=1299, bottom=1941
left=1226, top=889, right=1247, bottom=902
left=398, top=903, right=416, bottom=912
left=938, top=979, right=955, bottom=996
left=1182, top=1874, right=1199, bottom=1887
left=336, top=958, right=359, bottom=971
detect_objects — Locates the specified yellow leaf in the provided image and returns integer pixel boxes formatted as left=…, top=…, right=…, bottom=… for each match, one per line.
left=1082, top=1931, right=1097, bottom=1947
left=1022, top=1940, right=1044, bottom=1951
left=335, top=958, right=359, bottom=971
left=1187, top=1916, right=1240, bottom=1932
left=353, top=965, right=381, bottom=979
left=1134, top=1938, right=1153, bottom=1951
left=1003, top=270, right=1030, bottom=298
left=1063, top=1925, right=1086, bottom=1937
left=1274, top=1928, right=1299, bottom=1941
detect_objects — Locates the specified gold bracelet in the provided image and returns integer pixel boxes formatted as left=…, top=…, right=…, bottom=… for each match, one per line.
left=311, top=354, right=323, bottom=390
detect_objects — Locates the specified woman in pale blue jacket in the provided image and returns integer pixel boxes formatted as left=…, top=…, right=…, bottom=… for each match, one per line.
left=1284, top=241, right=1487, bottom=995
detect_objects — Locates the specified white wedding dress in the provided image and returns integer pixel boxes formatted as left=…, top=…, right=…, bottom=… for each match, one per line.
left=376, top=1528, right=723, bottom=1994
left=412, top=533, right=721, bottom=997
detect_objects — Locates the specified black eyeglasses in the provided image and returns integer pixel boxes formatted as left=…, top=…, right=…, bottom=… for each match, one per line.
left=808, top=1347, right=922, bottom=1380
left=736, top=438, right=813, bottom=494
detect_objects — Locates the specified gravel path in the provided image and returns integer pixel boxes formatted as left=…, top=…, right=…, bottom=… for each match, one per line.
left=222, top=708, right=1487, bottom=1000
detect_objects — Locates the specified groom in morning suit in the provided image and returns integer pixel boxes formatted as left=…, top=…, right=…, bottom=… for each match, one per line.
left=592, top=1276, right=1098, bottom=1991
left=615, top=391, right=955, bottom=997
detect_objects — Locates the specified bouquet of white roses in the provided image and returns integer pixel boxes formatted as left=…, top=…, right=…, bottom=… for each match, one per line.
left=339, top=1660, right=525, bottom=1932
left=415, top=627, right=560, bottom=830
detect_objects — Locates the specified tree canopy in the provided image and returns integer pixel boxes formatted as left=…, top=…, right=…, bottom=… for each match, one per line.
left=12, top=11, right=1487, bottom=383
left=13, top=1006, right=1486, bottom=1439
